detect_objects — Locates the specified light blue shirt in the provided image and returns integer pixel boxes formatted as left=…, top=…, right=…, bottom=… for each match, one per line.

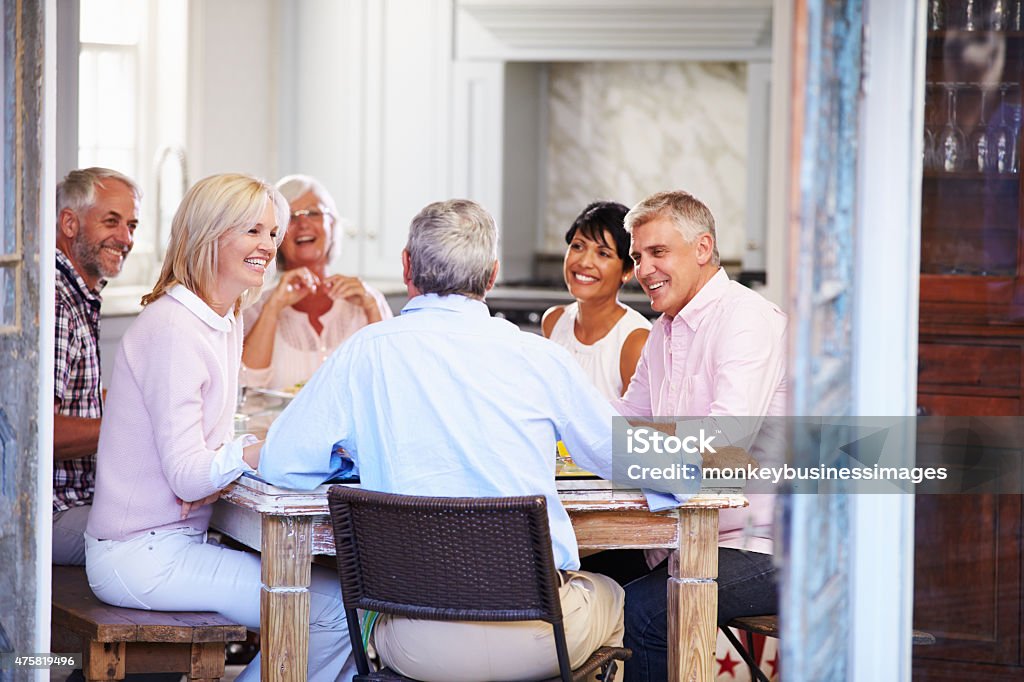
left=260, top=294, right=617, bottom=569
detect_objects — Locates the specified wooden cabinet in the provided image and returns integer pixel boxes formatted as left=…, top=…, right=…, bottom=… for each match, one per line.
left=914, top=19, right=1024, bottom=681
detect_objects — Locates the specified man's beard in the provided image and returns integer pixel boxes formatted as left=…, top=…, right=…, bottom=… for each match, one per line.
left=72, top=234, right=128, bottom=282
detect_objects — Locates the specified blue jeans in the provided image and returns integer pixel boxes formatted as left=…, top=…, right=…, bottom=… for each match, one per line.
left=623, top=548, right=777, bottom=682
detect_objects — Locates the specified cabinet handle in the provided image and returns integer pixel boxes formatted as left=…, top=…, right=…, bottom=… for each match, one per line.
left=917, top=405, right=930, bottom=417
left=367, top=231, right=378, bottom=241
left=345, top=228, right=358, bottom=239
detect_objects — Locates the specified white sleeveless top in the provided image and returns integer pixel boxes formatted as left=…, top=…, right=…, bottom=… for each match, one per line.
left=548, top=302, right=651, bottom=400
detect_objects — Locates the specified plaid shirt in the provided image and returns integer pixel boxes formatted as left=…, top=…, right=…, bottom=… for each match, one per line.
left=54, top=250, right=105, bottom=511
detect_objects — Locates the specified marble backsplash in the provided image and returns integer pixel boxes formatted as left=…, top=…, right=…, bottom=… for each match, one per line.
left=543, top=61, right=748, bottom=262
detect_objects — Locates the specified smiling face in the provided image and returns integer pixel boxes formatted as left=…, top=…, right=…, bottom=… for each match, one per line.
left=629, top=214, right=715, bottom=318
left=65, top=180, right=140, bottom=290
left=279, top=190, right=332, bottom=270
left=563, top=228, right=629, bottom=302
left=213, top=200, right=278, bottom=313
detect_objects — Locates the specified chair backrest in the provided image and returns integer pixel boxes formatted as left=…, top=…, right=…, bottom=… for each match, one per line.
left=328, top=485, right=564, bottom=623
left=327, top=485, right=575, bottom=679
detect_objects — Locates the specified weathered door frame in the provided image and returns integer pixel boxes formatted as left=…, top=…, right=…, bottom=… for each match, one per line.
left=770, top=0, right=921, bottom=679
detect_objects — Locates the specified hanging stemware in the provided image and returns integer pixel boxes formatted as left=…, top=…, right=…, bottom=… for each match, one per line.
left=993, top=84, right=1019, bottom=174
left=924, top=128, right=937, bottom=171
left=938, top=83, right=967, bottom=172
left=965, top=0, right=979, bottom=30
left=993, top=0, right=1008, bottom=30
left=928, top=0, right=945, bottom=30
left=969, top=88, right=993, bottom=172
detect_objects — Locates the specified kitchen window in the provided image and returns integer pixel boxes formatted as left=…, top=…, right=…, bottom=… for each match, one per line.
left=77, top=0, right=188, bottom=297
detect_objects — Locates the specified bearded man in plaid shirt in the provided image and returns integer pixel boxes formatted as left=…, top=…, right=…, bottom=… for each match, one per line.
left=53, top=168, right=140, bottom=565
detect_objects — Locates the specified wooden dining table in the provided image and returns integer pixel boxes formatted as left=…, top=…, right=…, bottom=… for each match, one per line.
left=211, top=473, right=746, bottom=682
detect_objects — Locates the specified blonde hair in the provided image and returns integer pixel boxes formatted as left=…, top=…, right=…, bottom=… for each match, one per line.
left=141, top=173, right=289, bottom=312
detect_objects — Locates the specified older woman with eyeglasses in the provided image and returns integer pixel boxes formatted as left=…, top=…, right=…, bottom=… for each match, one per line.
left=241, top=174, right=391, bottom=391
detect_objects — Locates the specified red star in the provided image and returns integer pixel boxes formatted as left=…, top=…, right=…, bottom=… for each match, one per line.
left=716, top=650, right=741, bottom=677
left=766, top=651, right=780, bottom=679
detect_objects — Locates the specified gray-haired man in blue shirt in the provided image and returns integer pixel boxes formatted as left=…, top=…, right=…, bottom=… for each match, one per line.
left=261, top=198, right=625, bottom=681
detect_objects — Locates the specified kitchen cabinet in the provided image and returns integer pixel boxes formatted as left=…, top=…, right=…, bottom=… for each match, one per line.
left=279, top=0, right=454, bottom=281
left=914, top=15, right=1024, bottom=681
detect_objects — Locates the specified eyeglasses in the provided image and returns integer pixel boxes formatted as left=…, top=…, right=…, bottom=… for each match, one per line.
left=289, top=208, right=326, bottom=222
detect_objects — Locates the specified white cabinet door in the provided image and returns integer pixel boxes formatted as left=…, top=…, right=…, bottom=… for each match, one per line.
left=281, top=0, right=454, bottom=280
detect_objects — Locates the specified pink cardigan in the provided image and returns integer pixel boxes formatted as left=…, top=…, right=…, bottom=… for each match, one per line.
left=87, top=286, right=250, bottom=541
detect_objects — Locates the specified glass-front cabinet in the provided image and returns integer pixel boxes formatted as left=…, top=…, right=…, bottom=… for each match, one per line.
left=916, top=2, right=1024, bottom=680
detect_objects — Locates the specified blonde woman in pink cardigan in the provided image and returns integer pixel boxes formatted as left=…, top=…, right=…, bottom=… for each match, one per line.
left=85, top=173, right=354, bottom=682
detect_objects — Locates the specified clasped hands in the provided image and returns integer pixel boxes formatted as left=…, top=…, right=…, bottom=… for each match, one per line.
left=177, top=491, right=222, bottom=520
left=274, top=267, right=379, bottom=318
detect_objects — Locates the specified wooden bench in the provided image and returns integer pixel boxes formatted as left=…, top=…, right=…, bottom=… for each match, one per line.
left=51, top=566, right=248, bottom=681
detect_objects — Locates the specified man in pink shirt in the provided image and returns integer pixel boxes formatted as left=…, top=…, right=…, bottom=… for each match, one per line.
left=613, top=190, right=786, bottom=682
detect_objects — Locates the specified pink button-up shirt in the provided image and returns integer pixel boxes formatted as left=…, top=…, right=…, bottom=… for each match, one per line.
left=614, top=268, right=786, bottom=553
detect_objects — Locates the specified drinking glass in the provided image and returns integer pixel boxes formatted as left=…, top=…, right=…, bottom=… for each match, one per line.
left=968, top=89, right=993, bottom=172
left=924, top=128, right=937, bottom=171
left=938, top=84, right=967, bottom=171
left=234, top=385, right=251, bottom=435
left=993, top=85, right=1019, bottom=173
left=924, top=82, right=943, bottom=171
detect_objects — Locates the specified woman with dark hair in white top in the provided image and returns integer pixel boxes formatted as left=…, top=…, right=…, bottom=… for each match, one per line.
left=542, top=200, right=650, bottom=399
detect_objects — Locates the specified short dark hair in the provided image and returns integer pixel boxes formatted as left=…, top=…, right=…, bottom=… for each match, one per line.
left=564, top=201, right=632, bottom=274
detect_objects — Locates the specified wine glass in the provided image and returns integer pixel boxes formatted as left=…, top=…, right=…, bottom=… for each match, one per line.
left=992, top=0, right=1008, bottom=30
left=928, top=0, right=945, bottom=30
left=938, top=84, right=967, bottom=172
left=923, top=82, right=936, bottom=170
left=969, top=89, right=992, bottom=172
left=993, top=85, right=1019, bottom=174
left=965, top=0, right=979, bottom=30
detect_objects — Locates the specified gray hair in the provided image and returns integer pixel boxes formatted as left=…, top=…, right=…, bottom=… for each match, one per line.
left=57, top=167, right=141, bottom=217
left=405, top=199, right=498, bottom=298
left=274, top=174, right=341, bottom=266
left=625, top=190, right=720, bottom=266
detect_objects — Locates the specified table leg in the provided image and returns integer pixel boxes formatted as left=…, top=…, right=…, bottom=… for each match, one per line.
left=261, top=515, right=312, bottom=682
left=668, top=509, right=719, bottom=682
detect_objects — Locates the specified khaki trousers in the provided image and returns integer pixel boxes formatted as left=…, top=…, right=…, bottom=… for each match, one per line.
left=374, top=569, right=625, bottom=682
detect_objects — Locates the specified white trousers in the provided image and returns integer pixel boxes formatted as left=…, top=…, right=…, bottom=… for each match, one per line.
left=85, top=527, right=355, bottom=682
left=374, top=569, right=625, bottom=682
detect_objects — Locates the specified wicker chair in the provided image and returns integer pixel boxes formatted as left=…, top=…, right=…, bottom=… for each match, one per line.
left=327, top=485, right=630, bottom=682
